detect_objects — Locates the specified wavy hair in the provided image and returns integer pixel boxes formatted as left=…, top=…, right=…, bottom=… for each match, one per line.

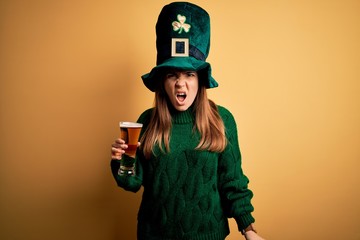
left=140, top=70, right=227, bottom=159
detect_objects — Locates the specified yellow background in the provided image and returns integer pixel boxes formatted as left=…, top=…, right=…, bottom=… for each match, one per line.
left=1, top=0, right=359, bottom=239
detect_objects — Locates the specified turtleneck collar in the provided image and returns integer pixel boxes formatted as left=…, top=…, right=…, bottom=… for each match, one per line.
left=170, top=106, right=195, bottom=124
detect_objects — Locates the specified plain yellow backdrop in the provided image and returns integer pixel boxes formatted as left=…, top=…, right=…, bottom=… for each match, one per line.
left=1, top=0, right=359, bottom=239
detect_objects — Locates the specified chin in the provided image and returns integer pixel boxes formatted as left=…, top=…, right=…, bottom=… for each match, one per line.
left=174, top=105, right=190, bottom=111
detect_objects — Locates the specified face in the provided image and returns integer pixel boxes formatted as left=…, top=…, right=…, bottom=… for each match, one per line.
left=163, top=70, right=199, bottom=111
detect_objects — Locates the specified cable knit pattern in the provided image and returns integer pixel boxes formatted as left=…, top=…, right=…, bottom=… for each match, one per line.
left=111, top=105, right=254, bottom=240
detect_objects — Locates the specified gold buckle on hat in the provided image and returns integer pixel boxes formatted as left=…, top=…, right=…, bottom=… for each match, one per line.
left=171, top=38, right=189, bottom=57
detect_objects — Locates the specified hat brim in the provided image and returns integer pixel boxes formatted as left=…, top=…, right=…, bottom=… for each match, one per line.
left=141, top=57, right=218, bottom=92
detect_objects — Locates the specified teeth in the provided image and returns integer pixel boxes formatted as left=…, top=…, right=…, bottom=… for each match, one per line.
left=177, top=93, right=186, bottom=102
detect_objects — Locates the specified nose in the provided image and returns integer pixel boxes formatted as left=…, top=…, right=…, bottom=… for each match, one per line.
left=175, top=74, right=186, bottom=87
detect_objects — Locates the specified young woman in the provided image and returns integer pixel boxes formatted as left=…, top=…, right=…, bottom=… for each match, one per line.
left=111, top=2, right=265, bottom=240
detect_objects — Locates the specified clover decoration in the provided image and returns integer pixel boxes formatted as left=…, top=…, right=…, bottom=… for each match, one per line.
left=172, top=14, right=191, bottom=34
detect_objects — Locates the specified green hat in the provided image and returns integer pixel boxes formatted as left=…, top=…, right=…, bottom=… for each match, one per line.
left=141, top=2, right=218, bottom=92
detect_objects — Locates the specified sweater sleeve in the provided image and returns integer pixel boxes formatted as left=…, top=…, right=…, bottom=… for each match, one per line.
left=110, top=156, right=143, bottom=192
left=217, top=106, right=255, bottom=231
left=110, top=108, right=152, bottom=193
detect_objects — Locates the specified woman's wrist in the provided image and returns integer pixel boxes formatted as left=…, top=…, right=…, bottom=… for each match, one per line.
left=241, top=223, right=257, bottom=235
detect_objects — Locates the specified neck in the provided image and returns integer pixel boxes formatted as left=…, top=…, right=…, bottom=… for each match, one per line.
left=170, top=106, right=195, bottom=124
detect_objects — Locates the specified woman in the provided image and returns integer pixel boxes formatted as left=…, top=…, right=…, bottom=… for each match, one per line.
left=111, top=2, right=265, bottom=240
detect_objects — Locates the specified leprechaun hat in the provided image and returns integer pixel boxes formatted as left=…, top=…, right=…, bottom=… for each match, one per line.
left=142, top=2, right=218, bottom=92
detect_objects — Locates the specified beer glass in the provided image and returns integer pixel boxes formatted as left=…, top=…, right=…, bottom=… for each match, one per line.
left=118, top=122, right=143, bottom=175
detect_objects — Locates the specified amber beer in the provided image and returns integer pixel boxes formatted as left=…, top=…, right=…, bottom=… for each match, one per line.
left=119, top=122, right=143, bottom=158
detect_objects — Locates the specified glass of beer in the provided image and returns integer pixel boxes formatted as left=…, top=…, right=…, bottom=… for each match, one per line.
left=118, top=122, right=143, bottom=175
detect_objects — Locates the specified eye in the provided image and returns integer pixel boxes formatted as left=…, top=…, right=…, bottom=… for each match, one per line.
left=165, top=72, right=177, bottom=79
left=186, top=71, right=196, bottom=77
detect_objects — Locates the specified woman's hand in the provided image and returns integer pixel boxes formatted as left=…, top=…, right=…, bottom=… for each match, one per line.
left=244, top=230, right=266, bottom=240
left=111, top=138, right=140, bottom=160
left=111, top=138, right=128, bottom=160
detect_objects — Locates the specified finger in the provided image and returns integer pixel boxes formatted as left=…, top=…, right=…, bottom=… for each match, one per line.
left=111, top=148, right=124, bottom=160
left=115, top=138, right=125, bottom=144
left=111, top=154, right=122, bottom=160
left=111, top=147, right=121, bottom=153
left=112, top=142, right=128, bottom=150
left=137, top=142, right=141, bottom=147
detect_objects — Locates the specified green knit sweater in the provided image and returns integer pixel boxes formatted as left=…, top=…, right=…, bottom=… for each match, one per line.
left=111, top=105, right=255, bottom=240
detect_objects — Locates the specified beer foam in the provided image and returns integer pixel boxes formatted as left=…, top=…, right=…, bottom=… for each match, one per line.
left=119, top=122, right=143, bottom=128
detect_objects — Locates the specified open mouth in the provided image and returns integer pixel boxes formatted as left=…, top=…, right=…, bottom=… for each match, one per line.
left=176, top=92, right=187, bottom=102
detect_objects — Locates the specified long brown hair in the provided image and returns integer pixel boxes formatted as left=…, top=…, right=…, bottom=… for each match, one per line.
left=140, top=70, right=227, bottom=159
